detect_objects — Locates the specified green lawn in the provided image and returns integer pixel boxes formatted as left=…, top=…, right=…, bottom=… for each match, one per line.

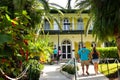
left=99, top=63, right=120, bottom=79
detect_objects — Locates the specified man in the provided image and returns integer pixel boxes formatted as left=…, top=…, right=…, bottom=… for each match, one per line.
left=78, top=45, right=91, bottom=75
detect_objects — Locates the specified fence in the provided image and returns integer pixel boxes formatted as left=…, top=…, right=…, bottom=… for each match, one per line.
left=99, top=58, right=120, bottom=79
left=0, top=63, right=40, bottom=80
left=59, top=58, right=120, bottom=80
left=73, top=58, right=120, bottom=80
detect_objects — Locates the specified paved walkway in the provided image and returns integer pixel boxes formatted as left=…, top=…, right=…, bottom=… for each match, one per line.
left=39, top=63, right=109, bottom=80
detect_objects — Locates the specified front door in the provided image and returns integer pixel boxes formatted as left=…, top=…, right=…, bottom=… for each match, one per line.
left=61, top=40, right=72, bottom=59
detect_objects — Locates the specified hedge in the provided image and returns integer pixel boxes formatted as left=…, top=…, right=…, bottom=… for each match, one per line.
left=96, top=47, right=118, bottom=58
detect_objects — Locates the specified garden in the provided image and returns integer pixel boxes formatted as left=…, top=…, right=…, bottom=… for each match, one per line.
left=1, top=0, right=120, bottom=80
left=0, top=0, right=55, bottom=80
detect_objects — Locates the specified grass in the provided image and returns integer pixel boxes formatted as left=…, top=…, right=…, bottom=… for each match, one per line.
left=99, top=63, right=120, bottom=80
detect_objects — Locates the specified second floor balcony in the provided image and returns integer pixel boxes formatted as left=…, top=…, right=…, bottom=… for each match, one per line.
left=43, top=22, right=93, bottom=35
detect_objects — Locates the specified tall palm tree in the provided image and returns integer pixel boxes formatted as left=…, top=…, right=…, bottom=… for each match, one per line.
left=75, top=0, right=120, bottom=57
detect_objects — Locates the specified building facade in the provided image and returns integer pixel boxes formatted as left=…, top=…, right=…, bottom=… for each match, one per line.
left=44, top=10, right=100, bottom=59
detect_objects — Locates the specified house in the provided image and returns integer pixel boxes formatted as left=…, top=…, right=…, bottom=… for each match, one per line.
left=44, top=9, right=100, bottom=59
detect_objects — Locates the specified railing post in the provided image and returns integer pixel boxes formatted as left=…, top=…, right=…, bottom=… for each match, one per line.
left=116, top=59, right=120, bottom=79
left=74, top=58, right=77, bottom=80
left=100, top=59, right=103, bottom=73
left=106, top=59, right=110, bottom=75
left=29, top=64, right=32, bottom=80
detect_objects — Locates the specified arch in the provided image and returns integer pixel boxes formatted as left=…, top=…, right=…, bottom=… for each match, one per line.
left=62, top=39, right=71, bottom=44
left=63, top=18, right=70, bottom=30
left=61, top=39, right=72, bottom=59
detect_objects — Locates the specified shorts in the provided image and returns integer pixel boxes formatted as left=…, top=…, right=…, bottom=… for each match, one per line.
left=92, top=59, right=99, bottom=64
left=81, top=60, right=90, bottom=66
left=54, top=54, right=57, bottom=58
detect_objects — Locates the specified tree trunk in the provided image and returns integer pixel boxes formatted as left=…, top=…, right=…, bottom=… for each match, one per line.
left=116, top=36, right=120, bottom=58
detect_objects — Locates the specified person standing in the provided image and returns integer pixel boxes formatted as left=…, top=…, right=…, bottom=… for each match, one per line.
left=90, top=47, right=100, bottom=75
left=78, top=45, right=91, bottom=75
left=57, top=46, right=61, bottom=63
left=53, top=48, right=58, bottom=60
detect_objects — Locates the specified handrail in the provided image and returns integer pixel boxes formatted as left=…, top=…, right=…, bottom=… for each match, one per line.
left=0, top=65, right=29, bottom=80
left=100, top=58, right=120, bottom=79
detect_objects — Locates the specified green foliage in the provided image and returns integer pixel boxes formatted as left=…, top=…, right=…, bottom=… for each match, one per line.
left=28, top=34, right=53, bottom=62
left=96, top=47, right=118, bottom=58
left=75, top=0, right=120, bottom=42
left=99, top=63, right=120, bottom=79
left=0, top=77, right=4, bottom=80
left=0, top=57, right=23, bottom=78
left=62, top=64, right=79, bottom=74
left=0, top=0, right=61, bottom=79
left=23, top=59, right=44, bottom=80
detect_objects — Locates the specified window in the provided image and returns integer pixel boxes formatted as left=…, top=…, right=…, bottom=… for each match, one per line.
left=63, top=18, right=70, bottom=30
left=62, top=40, right=72, bottom=59
left=89, top=23, right=93, bottom=30
left=54, top=21, right=59, bottom=30
left=44, top=20, right=50, bottom=30
left=77, top=18, right=84, bottom=30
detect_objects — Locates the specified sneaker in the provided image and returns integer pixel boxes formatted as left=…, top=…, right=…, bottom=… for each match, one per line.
left=86, top=71, right=89, bottom=75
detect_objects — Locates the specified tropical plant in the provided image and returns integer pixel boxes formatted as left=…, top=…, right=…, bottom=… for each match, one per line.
left=28, top=33, right=53, bottom=63
left=75, top=0, right=120, bottom=57
left=0, top=0, right=62, bottom=79
left=22, top=58, right=44, bottom=80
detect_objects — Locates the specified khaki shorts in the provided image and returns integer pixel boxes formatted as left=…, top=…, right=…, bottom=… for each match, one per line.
left=81, top=60, right=90, bottom=66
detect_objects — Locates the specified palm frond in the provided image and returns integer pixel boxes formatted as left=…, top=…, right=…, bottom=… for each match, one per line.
left=39, top=0, right=50, bottom=12
left=76, top=0, right=120, bottom=41
left=49, top=3, right=65, bottom=10
left=66, top=0, right=72, bottom=9
left=84, top=16, right=93, bottom=36
left=75, top=0, right=90, bottom=12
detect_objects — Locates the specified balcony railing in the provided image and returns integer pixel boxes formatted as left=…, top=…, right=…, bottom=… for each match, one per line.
left=44, top=30, right=92, bottom=35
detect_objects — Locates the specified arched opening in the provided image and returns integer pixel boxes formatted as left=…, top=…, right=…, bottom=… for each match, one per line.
left=63, top=18, right=70, bottom=30
left=61, top=40, right=72, bottom=59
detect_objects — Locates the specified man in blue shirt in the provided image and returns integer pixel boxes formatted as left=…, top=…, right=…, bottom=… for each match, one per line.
left=78, top=45, right=90, bottom=75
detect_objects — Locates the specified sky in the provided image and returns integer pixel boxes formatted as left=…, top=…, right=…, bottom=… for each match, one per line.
left=48, top=0, right=76, bottom=9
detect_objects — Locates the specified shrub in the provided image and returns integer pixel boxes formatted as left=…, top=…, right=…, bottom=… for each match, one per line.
left=62, top=64, right=79, bottom=74
left=22, top=59, right=44, bottom=80
left=89, top=47, right=118, bottom=58
left=97, top=47, right=118, bottom=58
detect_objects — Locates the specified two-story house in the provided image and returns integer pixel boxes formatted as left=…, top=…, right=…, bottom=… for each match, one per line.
left=44, top=9, right=98, bottom=59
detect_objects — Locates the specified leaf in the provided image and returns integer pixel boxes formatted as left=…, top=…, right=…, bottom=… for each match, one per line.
left=22, top=10, right=27, bottom=15
left=5, top=14, right=11, bottom=21
left=0, top=33, right=12, bottom=45
left=11, top=20, right=18, bottom=25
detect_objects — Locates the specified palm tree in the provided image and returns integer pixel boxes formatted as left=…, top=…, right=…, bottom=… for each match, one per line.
left=75, top=0, right=120, bottom=57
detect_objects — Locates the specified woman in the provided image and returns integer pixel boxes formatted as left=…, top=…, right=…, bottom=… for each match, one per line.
left=91, top=47, right=100, bottom=75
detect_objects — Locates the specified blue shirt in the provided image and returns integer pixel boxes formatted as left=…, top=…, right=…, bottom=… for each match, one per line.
left=78, top=48, right=90, bottom=61
left=53, top=49, right=58, bottom=54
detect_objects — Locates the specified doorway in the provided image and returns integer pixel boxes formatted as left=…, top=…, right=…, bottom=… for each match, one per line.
left=61, top=40, right=72, bottom=59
